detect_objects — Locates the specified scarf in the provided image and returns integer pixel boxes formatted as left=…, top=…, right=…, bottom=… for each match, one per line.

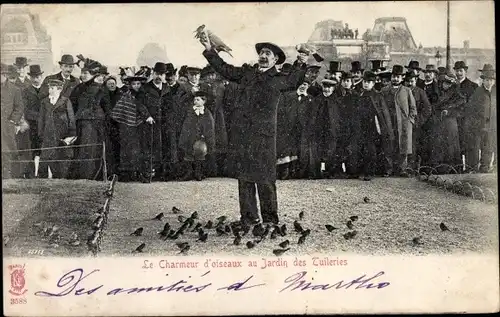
left=110, top=91, right=142, bottom=126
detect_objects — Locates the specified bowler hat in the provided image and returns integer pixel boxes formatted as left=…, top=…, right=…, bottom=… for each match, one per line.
left=405, top=60, right=421, bottom=71
left=453, top=61, right=468, bottom=70
left=14, top=57, right=28, bottom=68
left=27, top=65, right=44, bottom=76
left=350, top=61, right=363, bottom=72
left=329, top=61, right=341, bottom=73
left=153, top=62, right=168, bottom=74
left=255, top=42, right=286, bottom=65
left=165, top=63, right=177, bottom=75
left=479, top=64, right=495, bottom=72
left=321, top=78, right=337, bottom=86
left=47, top=79, right=64, bottom=87
left=370, top=60, right=383, bottom=71
left=424, top=64, right=438, bottom=73
left=404, top=71, right=418, bottom=81
left=391, top=65, right=405, bottom=75
left=58, top=54, right=77, bottom=65
left=363, top=70, right=377, bottom=82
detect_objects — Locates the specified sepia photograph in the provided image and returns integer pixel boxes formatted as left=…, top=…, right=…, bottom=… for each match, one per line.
left=2, top=1, right=498, bottom=315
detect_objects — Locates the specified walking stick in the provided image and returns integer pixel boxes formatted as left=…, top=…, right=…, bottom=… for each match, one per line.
left=149, top=123, right=154, bottom=183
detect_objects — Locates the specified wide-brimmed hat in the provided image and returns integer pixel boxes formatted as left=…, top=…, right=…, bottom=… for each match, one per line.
left=370, top=60, right=383, bottom=72
left=124, top=67, right=150, bottom=83
left=47, top=79, right=64, bottom=87
left=405, top=60, right=421, bottom=71
left=255, top=42, right=286, bottom=65
left=329, top=61, right=341, bottom=73
left=363, top=70, right=377, bottom=82
left=453, top=61, right=468, bottom=70
left=58, top=54, right=77, bottom=65
left=479, top=64, right=495, bottom=79
left=391, top=65, right=405, bottom=75
left=350, top=61, right=363, bottom=72
left=424, top=64, right=438, bottom=73
left=27, top=65, right=44, bottom=76
left=13, top=57, right=29, bottom=68
left=321, top=78, right=338, bottom=86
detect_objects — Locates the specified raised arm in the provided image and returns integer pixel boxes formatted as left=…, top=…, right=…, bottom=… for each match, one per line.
left=202, top=49, right=246, bottom=83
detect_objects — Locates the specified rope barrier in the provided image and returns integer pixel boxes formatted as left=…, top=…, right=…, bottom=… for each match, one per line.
left=2, top=143, right=103, bottom=153
left=12, top=158, right=101, bottom=163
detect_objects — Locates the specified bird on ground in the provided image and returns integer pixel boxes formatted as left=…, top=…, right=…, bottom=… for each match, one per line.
left=216, top=226, right=226, bottom=236
left=246, top=241, right=256, bottom=249
left=241, top=224, right=251, bottom=236
left=216, top=215, right=227, bottom=224
left=301, top=229, right=311, bottom=237
left=176, top=242, right=189, bottom=249
left=191, top=223, right=202, bottom=232
left=252, top=224, right=265, bottom=237
left=273, top=248, right=290, bottom=256
left=198, top=231, right=208, bottom=242
left=297, top=235, right=307, bottom=245
left=279, top=240, right=290, bottom=248
left=179, top=245, right=190, bottom=254
left=412, top=236, right=424, bottom=246
left=133, top=243, right=146, bottom=253
left=261, top=224, right=271, bottom=239
left=299, top=211, right=305, bottom=220
left=172, top=206, right=182, bottom=214
left=270, top=227, right=279, bottom=239
left=224, top=225, right=231, bottom=233
left=233, top=235, right=242, bottom=246
left=349, top=216, right=359, bottom=222
left=363, top=196, right=370, bottom=203
left=346, top=220, right=354, bottom=230
left=152, top=212, right=164, bottom=220
left=204, top=220, right=214, bottom=229
left=158, top=222, right=171, bottom=236
left=189, top=211, right=199, bottom=220
left=325, top=224, right=338, bottom=232
left=439, top=222, right=449, bottom=231
left=194, top=25, right=234, bottom=57
left=293, top=220, right=304, bottom=234
left=177, top=215, right=186, bottom=223
left=130, top=227, right=144, bottom=236
left=343, top=231, right=358, bottom=240
left=280, top=224, right=287, bottom=236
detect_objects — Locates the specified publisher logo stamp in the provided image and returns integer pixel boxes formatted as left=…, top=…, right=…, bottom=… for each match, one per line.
left=9, top=264, right=28, bottom=297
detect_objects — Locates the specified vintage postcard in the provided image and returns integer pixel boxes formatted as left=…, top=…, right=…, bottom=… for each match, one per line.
left=2, top=1, right=498, bottom=316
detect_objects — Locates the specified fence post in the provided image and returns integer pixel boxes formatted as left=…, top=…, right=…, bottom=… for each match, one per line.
left=102, top=141, right=107, bottom=181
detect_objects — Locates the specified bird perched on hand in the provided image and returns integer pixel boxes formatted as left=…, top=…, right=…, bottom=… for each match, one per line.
left=152, top=212, right=164, bottom=220
left=194, top=25, right=233, bottom=57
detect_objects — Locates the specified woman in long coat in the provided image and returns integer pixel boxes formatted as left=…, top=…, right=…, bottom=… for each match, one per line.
left=430, top=72, right=467, bottom=169
left=104, top=76, right=121, bottom=176
left=110, top=69, right=152, bottom=181
left=37, top=80, right=77, bottom=178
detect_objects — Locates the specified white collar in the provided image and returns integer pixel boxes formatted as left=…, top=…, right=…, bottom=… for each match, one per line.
left=458, top=77, right=466, bottom=84
left=258, top=66, right=272, bottom=73
left=188, top=81, right=199, bottom=87
left=424, top=80, right=434, bottom=85
left=153, top=81, right=162, bottom=90
left=61, top=73, right=71, bottom=80
left=32, top=84, right=42, bottom=89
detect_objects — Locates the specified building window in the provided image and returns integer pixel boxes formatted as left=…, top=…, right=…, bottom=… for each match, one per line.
left=2, top=32, right=27, bottom=44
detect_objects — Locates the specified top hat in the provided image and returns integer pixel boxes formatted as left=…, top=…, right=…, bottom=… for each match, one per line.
left=255, top=42, right=286, bottom=65
left=363, top=70, right=377, bottom=82
left=391, top=65, right=405, bottom=75
left=378, top=70, right=392, bottom=79
left=153, top=62, right=168, bottom=74
left=479, top=64, right=495, bottom=72
left=453, top=61, right=468, bottom=70
left=58, top=54, right=77, bottom=65
left=27, top=65, right=44, bottom=76
left=405, top=60, right=421, bottom=70
left=424, top=64, right=438, bottom=73
left=370, top=60, right=383, bottom=71
left=14, top=57, right=29, bottom=68
left=186, top=66, right=202, bottom=74
left=165, top=63, right=177, bottom=75
left=350, top=61, right=363, bottom=72
left=329, top=61, right=341, bottom=73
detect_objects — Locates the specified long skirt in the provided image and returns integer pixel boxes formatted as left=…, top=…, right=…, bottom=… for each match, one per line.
left=70, top=119, right=106, bottom=180
left=430, top=115, right=461, bottom=166
left=118, top=123, right=141, bottom=173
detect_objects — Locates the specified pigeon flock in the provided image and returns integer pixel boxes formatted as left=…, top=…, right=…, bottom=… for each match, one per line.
left=121, top=195, right=455, bottom=256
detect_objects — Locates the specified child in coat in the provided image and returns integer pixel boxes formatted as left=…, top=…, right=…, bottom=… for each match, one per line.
left=178, top=91, right=216, bottom=181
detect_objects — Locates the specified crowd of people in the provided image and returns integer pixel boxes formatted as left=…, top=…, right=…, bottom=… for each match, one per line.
left=1, top=45, right=496, bottom=184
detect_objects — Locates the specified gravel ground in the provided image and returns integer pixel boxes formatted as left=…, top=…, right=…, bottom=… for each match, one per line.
left=100, top=176, right=499, bottom=257
left=3, top=176, right=498, bottom=258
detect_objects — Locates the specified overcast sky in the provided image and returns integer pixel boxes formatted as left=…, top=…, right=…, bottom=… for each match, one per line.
left=18, top=1, right=496, bottom=67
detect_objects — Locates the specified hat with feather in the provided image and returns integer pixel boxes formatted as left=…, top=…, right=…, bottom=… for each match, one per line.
left=124, top=66, right=150, bottom=83
left=76, top=54, right=102, bottom=75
